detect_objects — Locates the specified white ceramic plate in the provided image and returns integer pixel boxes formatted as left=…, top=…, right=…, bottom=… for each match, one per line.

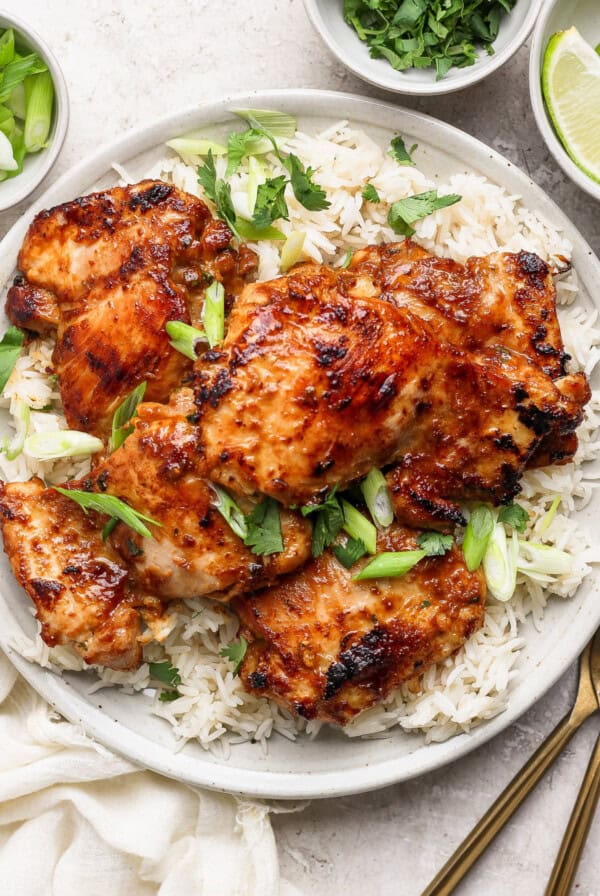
left=0, top=89, right=598, bottom=800
left=303, top=0, right=544, bottom=96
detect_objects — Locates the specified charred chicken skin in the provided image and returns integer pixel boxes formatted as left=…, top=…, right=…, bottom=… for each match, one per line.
left=5, top=181, right=256, bottom=439
left=234, top=524, right=485, bottom=725
left=0, top=179, right=589, bottom=728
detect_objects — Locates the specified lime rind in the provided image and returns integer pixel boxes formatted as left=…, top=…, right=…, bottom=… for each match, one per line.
left=542, top=27, right=600, bottom=186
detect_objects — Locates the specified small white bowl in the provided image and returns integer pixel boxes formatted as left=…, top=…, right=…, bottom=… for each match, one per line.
left=0, top=13, right=69, bottom=211
left=529, top=0, right=600, bottom=203
left=303, top=0, right=544, bottom=96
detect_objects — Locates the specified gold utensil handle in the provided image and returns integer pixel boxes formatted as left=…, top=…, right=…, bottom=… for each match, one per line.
left=421, top=711, right=582, bottom=896
left=545, top=732, right=600, bottom=896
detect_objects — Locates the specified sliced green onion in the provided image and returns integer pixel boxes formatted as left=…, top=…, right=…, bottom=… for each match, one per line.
left=463, top=505, right=494, bottom=571
left=361, top=468, right=394, bottom=529
left=340, top=248, right=355, bottom=269
left=3, top=399, right=29, bottom=460
left=0, top=29, right=15, bottom=67
left=109, top=381, right=147, bottom=453
left=341, top=499, right=377, bottom=554
left=517, top=541, right=573, bottom=578
left=24, top=430, right=103, bottom=460
left=233, top=108, right=297, bottom=140
left=234, top=218, right=285, bottom=241
left=54, top=488, right=160, bottom=539
left=6, top=83, right=25, bottom=119
left=539, top=496, right=561, bottom=534
left=0, top=105, right=15, bottom=139
left=210, top=484, right=248, bottom=539
left=280, top=232, right=306, bottom=272
left=482, top=522, right=518, bottom=602
left=23, top=71, right=53, bottom=153
left=0, top=54, right=47, bottom=104
left=247, top=155, right=266, bottom=215
left=0, top=129, right=17, bottom=171
left=166, top=136, right=227, bottom=159
left=203, top=281, right=225, bottom=348
left=0, top=325, right=24, bottom=391
left=353, top=549, right=426, bottom=581
left=166, top=320, right=207, bottom=361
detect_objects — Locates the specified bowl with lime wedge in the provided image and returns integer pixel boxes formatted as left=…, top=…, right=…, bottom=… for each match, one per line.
left=530, top=0, right=600, bottom=202
left=0, top=13, right=69, bottom=211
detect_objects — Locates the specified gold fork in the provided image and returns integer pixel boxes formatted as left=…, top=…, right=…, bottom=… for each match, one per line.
left=422, top=629, right=600, bottom=896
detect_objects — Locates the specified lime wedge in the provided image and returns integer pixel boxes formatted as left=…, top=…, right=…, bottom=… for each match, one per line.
left=542, top=27, right=600, bottom=184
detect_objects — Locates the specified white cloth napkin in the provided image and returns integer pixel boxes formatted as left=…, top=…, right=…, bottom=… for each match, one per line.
left=0, top=651, right=302, bottom=896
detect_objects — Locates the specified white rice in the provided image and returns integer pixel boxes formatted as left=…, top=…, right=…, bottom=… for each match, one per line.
left=3, top=120, right=599, bottom=752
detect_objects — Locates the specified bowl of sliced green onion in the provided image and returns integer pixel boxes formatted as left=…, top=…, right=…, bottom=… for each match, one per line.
left=0, top=13, right=68, bottom=210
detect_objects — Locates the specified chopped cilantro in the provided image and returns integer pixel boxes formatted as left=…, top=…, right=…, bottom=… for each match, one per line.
left=158, top=690, right=180, bottom=702
left=389, top=136, right=416, bottom=167
left=220, top=636, right=248, bottom=676
left=285, top=153, right=330, bottom=212
left=388, top=190, right=461, bottom=237
left=243, top=497, right=284, bottom=556
left=343, top=0, right=517, bottom=81
left=149, top=661, right=181, bottom=687
left=361, top=183, right=380, bottom=203
left=417, top=531, right=453, bottom=557
left=197, top=149, right=218, bottom=203
left=302, top=487, right=344, bottom=557
left=498, top=502, right=529, bottom=533
left=252, top=175, right=289, bottom=229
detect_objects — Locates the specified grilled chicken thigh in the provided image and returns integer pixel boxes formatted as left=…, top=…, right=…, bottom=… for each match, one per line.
left=0, top=478, right=159, bottom=669
left=195, top=254, right=587, bottom=526
left=5, top=181, right=256, bottom=439
left=234, top=525, right=485, bottom=725
left=84, top=389, right=312, bottom=600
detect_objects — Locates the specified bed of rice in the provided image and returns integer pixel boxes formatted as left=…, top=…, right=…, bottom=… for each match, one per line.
left=2, top=120, right=599, bottom=756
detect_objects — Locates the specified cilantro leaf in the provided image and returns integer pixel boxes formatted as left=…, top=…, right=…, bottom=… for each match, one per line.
left=197, top=149, right=218, bottom=203
left=0, top=325, right=24, bottom=393
left=243, top=497, right=284, bottom=556
left=149, top=661, right=181, bottom=687
left=252, top=175, right=289, bottom=229
left=498, top=502, right=529, bottom=533
left=389, top=136, right=416, bottom=167
left=226, top=127, right=265, bottom=177
left=109, top=381, right=147, bottom=453
left=285, top=153, right=330, bottom=212
left=388, top=190, right=461, bottom=237
left=417, top=531, right=453, bottom=557
left=333, top=536, right=367, bottom=568
left=362, top=183, right=380, bottom=203
left=158, top=690, right=180, bottom=702
left=302, top=487, right=344, bottom=557
left=220, top=636, right=248, bottom=676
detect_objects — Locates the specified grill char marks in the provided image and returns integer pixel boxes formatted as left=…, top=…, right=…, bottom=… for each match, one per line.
left=5, top=180, right=257, bottom=440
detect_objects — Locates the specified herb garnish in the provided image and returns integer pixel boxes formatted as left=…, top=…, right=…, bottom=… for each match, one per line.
left=389, top=135, right=416, bottom=167
left=333, top=536, right=367, bottom=568
left=301, top=487, right=345, bottom=558
left=54, top=488, right=161, bottom=539
left=244, top=497, right=284, bottom=556
left=220, top=636, right=248, bottom=676
left=362, top=183, right=380, bottom=203
left=343, top=0, right=517, bottom=81
left=149, top=660, right=181, bottom=687
left=417, top=531, right=453, bottom=556
left=252, top=175, right=289, bottom=229
left=0, top=325, right=24, bottom=392
left=388, top=190, right=461, bottom=237
left=109, top=381, right=147, bottom=453
left=497, top=502, right=529, bottom=533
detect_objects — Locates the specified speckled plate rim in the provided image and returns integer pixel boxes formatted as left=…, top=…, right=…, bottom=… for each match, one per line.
left=0, top=89, right=598, bottom=800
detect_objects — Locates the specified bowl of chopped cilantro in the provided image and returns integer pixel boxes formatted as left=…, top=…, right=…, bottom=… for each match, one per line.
left=303, top=0, right=544, bottom=95
left=0, top=13, right=68, bottom=210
